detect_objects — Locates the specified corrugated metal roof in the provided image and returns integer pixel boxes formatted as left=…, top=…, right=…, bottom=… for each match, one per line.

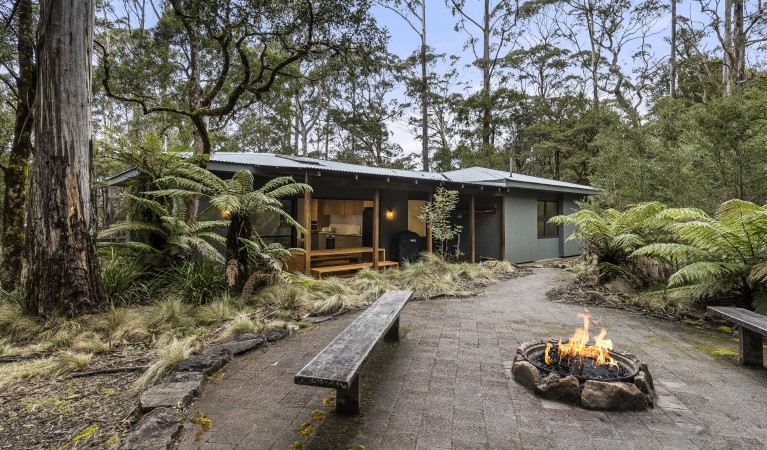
left=211, top=153, right=448, bottom=181
left=443, top=167, right=598, bottom=191
left=109, top=152, right=599, bottom=193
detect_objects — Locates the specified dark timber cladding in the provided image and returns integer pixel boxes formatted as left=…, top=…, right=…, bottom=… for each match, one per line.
left=707, top=306, right=767, bottom=366
left=295, top=290, right=413, bottom=414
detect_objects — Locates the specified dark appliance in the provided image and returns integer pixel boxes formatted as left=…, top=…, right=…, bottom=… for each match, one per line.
left=391, top=231, right=421, bottom=263
left=361, top=207, right=374, bottom=247
left=325, top=234, right=336, bottom=249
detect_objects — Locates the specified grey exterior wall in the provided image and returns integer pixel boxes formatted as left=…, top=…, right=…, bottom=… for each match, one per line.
left=503, top=190, right=586, bottom=263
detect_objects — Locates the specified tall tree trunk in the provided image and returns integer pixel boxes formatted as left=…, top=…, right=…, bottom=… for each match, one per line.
left=732, top=0, right=746, bottom=91
left=587, top=0, right=599, bottom=108
left=1, top=0, right=35, bottom=289
left=670, top=0, right=677, bottom=98
left=723, top=0, right=733, bottom=96
left=26, top=0, right=105, bottom=318
left=481, top=0, right=491, bottom=147
left=420, top=0, right=429, bottom=171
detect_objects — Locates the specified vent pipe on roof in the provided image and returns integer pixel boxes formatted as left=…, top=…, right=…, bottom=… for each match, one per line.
left=509, top=158, right=513, bottom=178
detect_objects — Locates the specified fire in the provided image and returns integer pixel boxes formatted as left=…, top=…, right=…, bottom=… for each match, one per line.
left=544, top=311, right=618, bottom=368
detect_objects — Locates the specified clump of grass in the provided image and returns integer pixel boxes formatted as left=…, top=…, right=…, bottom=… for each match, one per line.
left=53, top=351, right=93, bottom=375
left=72, top=332, right=110, bottom=353
left=0, top=302, right=42, bottom=342
left=135, top=336, right=198, bottom=390
left=196, top=296, right=239, bottom=326
left=223, top=313, right=261, bottom=338
left=0, top=351, right=93, bottom=388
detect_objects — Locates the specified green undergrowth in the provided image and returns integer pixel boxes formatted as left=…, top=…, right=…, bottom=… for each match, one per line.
left=0, top=256, right=522, bottom=389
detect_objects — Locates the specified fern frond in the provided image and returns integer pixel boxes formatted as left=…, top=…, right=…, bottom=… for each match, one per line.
left=99, top=222, right=165, bottom=238
left=747, top=261, right=767, bottom=287
left=667, top=262, right=748, bottom=288
left=613, top=202, right=666, bottom=232
left=715, top=199, right=760, bottom=225
left=632, top=243, right=709, bottom=264
left=610, top=233, right=645, bottom=252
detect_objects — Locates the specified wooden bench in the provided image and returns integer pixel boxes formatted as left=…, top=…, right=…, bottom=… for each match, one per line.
left=294, top=290, right=413, bottom=414
left=310, top=261, right=399, bottom=279
left=707, top=306, right=766, bottom=367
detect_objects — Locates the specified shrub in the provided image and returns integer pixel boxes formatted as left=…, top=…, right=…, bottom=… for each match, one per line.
left=152, top=260, right=228, bottom=305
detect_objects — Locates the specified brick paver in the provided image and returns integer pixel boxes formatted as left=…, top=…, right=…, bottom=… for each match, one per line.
left=177, top=268, right=767, bottom=449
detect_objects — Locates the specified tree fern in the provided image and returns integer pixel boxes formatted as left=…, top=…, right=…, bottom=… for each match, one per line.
left=149, top=165, right=310, bottom=287
left=549, top=202, right=681, bottom=284
left=633, top=199, right=767, bottom=314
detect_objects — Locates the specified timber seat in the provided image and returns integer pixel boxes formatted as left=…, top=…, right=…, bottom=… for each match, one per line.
left=294, top=290, right=412, bottom=414
left=707, top=306, right=767, bottom=367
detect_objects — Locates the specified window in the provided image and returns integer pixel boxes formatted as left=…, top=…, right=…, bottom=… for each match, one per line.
left=537, top=201, right=559, bottom=238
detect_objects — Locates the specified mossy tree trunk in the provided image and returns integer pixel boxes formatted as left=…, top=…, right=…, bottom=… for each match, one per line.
left=1, top=0, right=35, bottom=290
left=25, top=0, right=105, bottom=318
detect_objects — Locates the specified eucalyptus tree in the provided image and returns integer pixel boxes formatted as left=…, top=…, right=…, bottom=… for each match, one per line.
left=328, top=51, right=409, bottom=166
left=26, top=0, right=106, bottom=317
left=0, top=0, right=35, bottom=289
left=98, top=0, right=382, bottom=157
left=379, top=0, right=430, bottom=171
left=695, top=0, right=767, bottom=96
left=447, top=0, right=532, bottom=150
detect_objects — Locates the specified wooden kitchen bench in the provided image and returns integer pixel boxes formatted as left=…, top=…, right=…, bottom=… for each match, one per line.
left=294, top=290, right=413, bottom=414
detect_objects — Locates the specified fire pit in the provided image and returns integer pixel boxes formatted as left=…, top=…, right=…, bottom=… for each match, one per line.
left=511, top=312, right=655, bottom=411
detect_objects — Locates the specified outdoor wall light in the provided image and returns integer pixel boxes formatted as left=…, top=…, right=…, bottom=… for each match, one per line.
left=385, top=208, right=395, bottom=220
left=221, top=210, right=231, bottom=219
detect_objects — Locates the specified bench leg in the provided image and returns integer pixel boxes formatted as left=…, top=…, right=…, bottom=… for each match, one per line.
left=385, top=316, right=400, bottom=341
left=336, top=375, right=360, bottom=415
left=739, top=327, right=764, bottom=367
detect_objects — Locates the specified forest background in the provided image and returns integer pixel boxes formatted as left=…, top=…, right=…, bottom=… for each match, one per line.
left=2, top=0, right=766, bottom=215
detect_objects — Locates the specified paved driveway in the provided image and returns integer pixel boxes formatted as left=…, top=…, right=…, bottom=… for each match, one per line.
left=177, top=268, right=767, bottom=449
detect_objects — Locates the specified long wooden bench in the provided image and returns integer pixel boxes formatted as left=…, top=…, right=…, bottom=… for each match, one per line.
left=310, top=261, right=399, bottom=279
left=707, top=306, right=766, bottom=367
left=294, top=290, right=413, bottom=414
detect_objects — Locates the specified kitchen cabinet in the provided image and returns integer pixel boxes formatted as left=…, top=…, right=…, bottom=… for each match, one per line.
left=322, top=199, right=363, bottom=216
left=335, top=234, right=362, bottom=248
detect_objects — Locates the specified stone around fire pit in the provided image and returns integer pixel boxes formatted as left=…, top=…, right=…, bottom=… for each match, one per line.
left=581, top=380, right=647, bottom=411
left=534, top=373, right=581, bottom=404
left=511, top=341, right=656, bottom=411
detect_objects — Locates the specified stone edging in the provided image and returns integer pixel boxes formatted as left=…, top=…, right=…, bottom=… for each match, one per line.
left=120, top=327, right=289, bottom=450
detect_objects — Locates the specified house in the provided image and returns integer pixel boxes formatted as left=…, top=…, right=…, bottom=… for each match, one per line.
left=108, top=152, right=598, bottom=275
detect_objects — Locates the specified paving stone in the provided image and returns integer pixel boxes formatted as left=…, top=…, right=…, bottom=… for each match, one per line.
left=121, top=407, right=183, bottom=450
left=174, top=353, right=230, bottom=376
left=139, top=380, right=202, bottom=411
left=169, top=268, right=767, bottom=450
left=263, top=327, right=288, bottom=342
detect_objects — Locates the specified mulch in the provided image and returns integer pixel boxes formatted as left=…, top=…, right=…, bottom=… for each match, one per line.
left=0, top=350, right=152, bottom=449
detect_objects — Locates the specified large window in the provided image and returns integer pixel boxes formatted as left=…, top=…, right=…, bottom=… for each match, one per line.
left=537, top=200, right=559, bottom=238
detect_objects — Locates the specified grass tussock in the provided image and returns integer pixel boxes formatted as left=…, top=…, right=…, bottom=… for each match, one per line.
left=0, top=255, right=521, bottom=390
left=135, top=336, right=199, bottom=390
left=252, top=254, right=522, bottom=318
left=0, top=302, right=42, bottom=342
left=0, top=351, right=93, bottom=388
left=223, top=313, right=262, bottom=338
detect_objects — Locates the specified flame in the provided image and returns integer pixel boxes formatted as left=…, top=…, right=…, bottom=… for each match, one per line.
left=553, top=311, right=618, bottom=368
